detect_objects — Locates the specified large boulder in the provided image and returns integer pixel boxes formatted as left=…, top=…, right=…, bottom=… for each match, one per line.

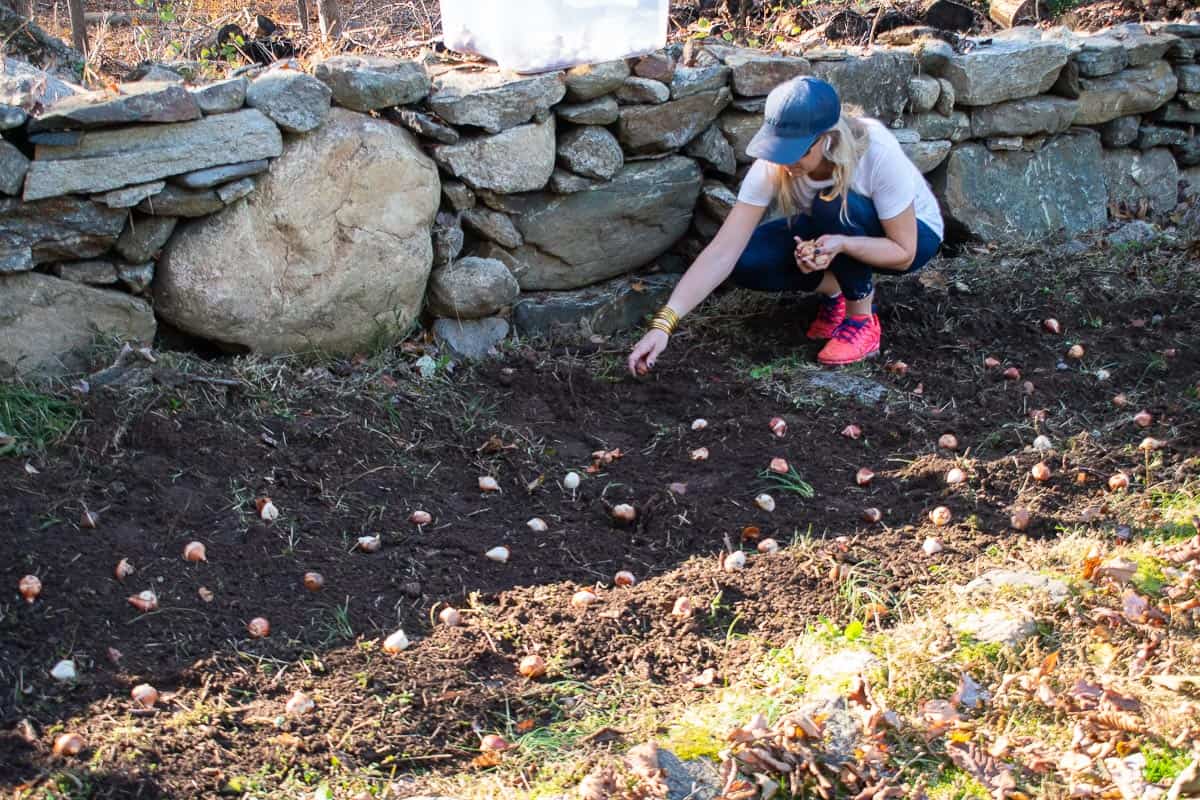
left=969, top=95, right=1078, bottom=138
left=155, top=109, right=439, bottom=354
left=428, top=69, right=565, bottom=133
left=23, top=108, right=283, bottom=201
left=426, top=256, right=519, bottom=318
left=476, top=156, right=702, bottom=290
left=809, top=49, right=915, bottom=123
left=940, top=38, right=1069, bottom=105
left=432, top=116, right=556, bottom=193
left=1100, top=148, right=1179, bottom=215
left=617, top=88, right=731, bottom=155
left=0, top=196, right=126, bottom=271
left=931, top=132, right=1107, bottom=240
left=0, top=272, right=155, bottom=377
left=1073, top=61, right=1178, bottom=125
left=314, top=55, right=429, bottom=111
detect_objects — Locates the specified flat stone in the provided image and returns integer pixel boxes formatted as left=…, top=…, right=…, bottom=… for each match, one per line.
left=442, top=181, right=475, bottom=211
left=700, top=181, right=736, bottom=220
left=547, top=169, right=602, bottom=193
left=1150, top=102, right=1200, bottom=124
left=901, top=139, right=952, bottom=173
left=129, top=63, right=185, bottom=83
left=940, top=38, right=1069, bottom=106
left=0, top=103, right=27, bottom=129
left=1136, top=125, right=1189, bottom=149
left=1073, top=36, right=1129, bottom=77
left=215, top=177, right=255, bottom=205
left=616, top=77, right=670, bottom=105
left=908, top=74, right=941, bottom=113
left=24, top=108, right=283, bottom=202
left=171, top=159, right=270, bottom=190
left=426, top=256, right=519, bottom=318
left=0, top=195, right=125, bottom=266
left=950, top=609, right=1038, bottom=648
left=1104, top=22, right=1179, bottom=66
left=557, top=125, right=623, bottom=180
left=564, top=59, right=629, bottom=102
left=245, top=71, right=331, bottom=134
left=1099, top=115, right=1140, bottom=147
left=892, top=129, right=921, bottom=144
left=117, top=261, right=154, bottom=294
left=1074, top=61, right=1178, bottom=126
left=717, top=111, right=761, bottom=164
left=0, top=272, right=155, bottom=377
left=137, top=184, right=223, bottom=217
left=618, top=88, right=732, bottom=155
left=670, top=65, right=730, bottom=100
left=432, top=116, right=556, bottom=194
left=393, top=109, right=459, bottom=144
left=29, top=81, right=200, bottom=132
left=1108, top=220, right=1159, bottom=246
left=1177, top=64, right=1200, bottom=93
left=432, top=316, right=509, bottom=360
left=314, top=55, right=429, bottom=111
left=809, top=48, right=916, bottom=123
left=1167, top=38, right=1196, bottom=61
left=461, top=207, right=522, bottom=248
left=685, top=125, right=736, bottom=175
left=803, top=370, right=889, bottom=405
left=512, top=273, right=678, bottom=336
left=52, top=259, right=118, bottom=284
left=932, top=133, right=1107, bottom=240
left=659, top=749, right=721, bottom=800
left=906, top=110, right=971, bottom=142
left=189, top=77, right=247, bottom=114
left=433, top=212, right=464, bottom=267
left=731, top=96, right=766, bottom=113
left=1181, top=93, right=1200, bottom=111
left=28, top=130, right=82, bottom=147
left=960, top=569, right=1070, bottom=603
left=1176, top=136, right=1200, bottom=168
left=1100, top=147, right=1179, bottom=215
left=0, top=249, right=31, bottom=272
left=970, top=95, right=1077, bottom=138
left=428, top=69, right=565, bottom=134
left=556, top=96, right=619, bottom=125
left=634, top=52, right=676, bottom=84
left=115, top=213, right=176, bottom=262
left=0, top=140, right=29, bottom=195
left=724, top=53, right=809, bottom=96
left=93, top=180, right=165, bottom=208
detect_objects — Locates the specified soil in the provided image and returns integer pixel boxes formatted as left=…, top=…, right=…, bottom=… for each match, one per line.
left=1, top=236, right=1198, bottom=798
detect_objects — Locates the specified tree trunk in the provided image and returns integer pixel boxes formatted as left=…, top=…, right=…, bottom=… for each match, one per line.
left=988, top=0, right=1039, bottom=28
left=12, top=0, right=32, bottom=19
left=296, top=0, right=309, bottom=34
left=316, top=0, right=341, bottom=40
left=68, top=0, right=87, bottom=54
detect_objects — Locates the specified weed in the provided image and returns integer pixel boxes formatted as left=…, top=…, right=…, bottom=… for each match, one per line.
left=926, top=766, right=990, bottom=799
left=0, top=384, right=80, bottom=455
left=759, top=467, right=815, bottom=499
left=1143, top=743, right=1192, bottom=783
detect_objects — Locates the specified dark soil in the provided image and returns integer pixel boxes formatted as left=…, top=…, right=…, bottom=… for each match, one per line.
left=2, top=236, right=1198, bottom=798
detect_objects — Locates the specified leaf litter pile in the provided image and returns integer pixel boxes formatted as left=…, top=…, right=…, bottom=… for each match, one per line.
left=1, top=232, right=1199, bottom=798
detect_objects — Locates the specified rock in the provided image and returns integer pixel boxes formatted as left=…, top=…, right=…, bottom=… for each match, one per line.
left=1099, top=115, right=1140, bottom=147
left=717, top=111, right=761, bottom=163
left=426, top=256, right=519, bottom=318
left=1176, top=136, right=1200, bottom=167
left=548, top=169, right=601, bottom=193
left=93, top=180, right=165, bottom=208
left=731, top=96, right=766, bottom=113
left=115, top=213, right=176, bottom=262
left=658, top=749, right=721, bottom=800
left=724, top=53, right=809, bottom=96
left=1177, top=64, right=1200, bottom=93
left=214, top=177, right=255, bottom=204
left=810, top=48, right=915, bottom=122
left=1167, top=38, right=1196, bottom=62
left=433, top=212, right=464, bottom=266
left=512, top=273, right=678, bottom=336
left=969, top=95, right=1077, bottom=137
left=432, top=116, right=555, bottom=194
left=155, top=109, right=439, bottom=354
left=1108, top=219, right=1159, bottom=246
left=700, top=181, right=736, bottom=220
left=950, top=609, right=1037, bottom=648
left=442, top=181, right=475, bottom=211
left=556, top=126, right=623, bottom=180
left=685, top=125, right=736, bottom=175
left=0, top=103, right=27, bottom=129
left=29, top=81, right=200, bottom=131
left=960, top=569, right=1070, bottom=603
left=0, top=140, right=29, bottom=195
left=1100, top=147, right=1179, bottom=215
left=618, top=88, right=731, bottom=156
left=393, top=109, right=459, bottom=144
left=428, top=69, right=565, bottom=134
left=803, top=370, right=889, bottom=404
left=932, top=133, right=1107, bottom=240
left=480, top=156, right=701, bottom=291
left=461, top=207, right=522, bottom=248
left=0, top=196, right=125, bottom=267
left=28, top=131, right=82, bottom=147
left=986, top=136, right=1023, bottom=151
left=0, top=272, right=155, bottom=377
left=616, top=77, right=670, bottom=105
left=52, top=259, right=118, bottom=285
left=171, top=159, right=270, bottom=190
left=634, top=52, right=676, bottom=84
left=189, top=77, right=247, bottom=114
left=117, top=261, right=154, bottom=294
left=1073, top=36, right=1129, bottom=77
left=1136, top=125, right=1188, bottom=149
left=1150, top=102, right=1200, bottom=124
left=556, top=96, right=619, bottom=125
left=564, top=60, right=630, bottom=101
left=138, top=184, right=228, bottom=216
left=0, top=58, right=81, bottom=112
left=935, top=77, right=956, bottom=115
left=1073, top=61, right=1177, bottom=125
left=432, top=316, right=509, bottom=360
left=908, top=74, right=941, bottom=113
left=129, top=63, right=184, bottom=83
left=314, top=55, right=429, bottom=111
left=670, top=65, right=730, bottom=100
left=245, top=71, right=331, bottom=134
left=906, top=110, right=971, bottom=141
left=901, top=139, right=953, bottom=173
left=940, top=38, right=1068, bottom=105
left=1105, top=22, right=1179, bottom=67
left=24, top=108, right=283, bottom=202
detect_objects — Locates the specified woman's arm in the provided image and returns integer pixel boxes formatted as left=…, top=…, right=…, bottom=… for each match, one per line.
left=814, top=205, right=918, bottom=272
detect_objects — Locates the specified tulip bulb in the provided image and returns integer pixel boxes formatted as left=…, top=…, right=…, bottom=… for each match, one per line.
left=861, top=507, right=882, bottom=524
left=984, top=356, right=1000, bottom=369
left=53, top=733, right=84, bottom=758
left=1067, top=344, right=1084, bottom=360
left=612, top=504, right=636, bottom=523
left=1031, top=462, right=1051, bottom=482
left=128, top=590, right=158, bottom=612
left=1138, top=437, right=1164, bottom=452
left=50, top=660, right=76, bottom=682
left=672, top=597, right=693, bottom=617
left=929, top=506, right=952, bottom=527
left=1003, top=367, right=1021, bottom=381
left=1133, top=410, right=1152, bottom=428
left=478, top=476, right=500, bottom=493
left=382, top=628, right=410, bottom=654
left=885, top=360, right=909, bottom=376
left=481, top=734, right=510, bottom=751
left=257, top=498, right=279, bottom=521
left=841, top=424, right=862, bottom=440
left=755, top=494, right=776, bottom=512
left=303, top=572, right=324, bottom=592
left=285, top=690, right=315, bottom=716
left=107, top=647, right=123, bottom=664
left=1010, top=507, right=1032, bottom=531
left=938, top=433, right=959, bottom=450
left=247, top=617, right=270, bottom=638
left=1112, top=393, right=1128, bottom=408
left=1108, top=473, right=1130, bottom=491
left=518, top=654, right=546, bottom=679
left=757, top=538, right=780, bottom=554
left=769, top=457, right=789, bottom=474
left=438, top=607, right=462, bottom=627
left=690, top=447, right=709, bottom=462
left=357, top=535, right=381, bottom=553
left=1033, top=435, right=1052, bottom=452
left=614, top=570, right=636, bottom=587
left=526, top=517, right=548, bottom=532
left=691, top=418, right=708, bottom=431
left=1022, top=380, right=1036, bottom=395
left=18, top=574, right=40, bottom=603
left=409, top=510, right=432, bottom=526
left=563, top=471, right=581, bottom=490
left=769, top=417, right=787, bottom=438
left=946, top=467, right=966, bottom=485
left=1042, top=318, right=1061, bottom=335
left=115, top=558, right=134, bottom=581
left=571, top=589, right=598, bottom=609
left=183, top=541, right=207, bottom=562
left=198, top=586, right=214, bottom=603
left=485, top=546, right=510, bottom=564
left=922, top=537, right=944, bottom=555
left=80, top=510, right=99, bottom=529
left=723, top=551, right=747, bottom=572
left=131, top=683, right=158, bottom=708
left=855, top=467, right=875, bottom=487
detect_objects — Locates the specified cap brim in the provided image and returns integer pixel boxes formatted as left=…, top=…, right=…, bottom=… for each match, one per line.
left=745, top=127, right=819, bottom=165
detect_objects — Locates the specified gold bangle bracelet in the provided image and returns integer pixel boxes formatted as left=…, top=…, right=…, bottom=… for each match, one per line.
left=649, top=320, right=674, bottom=336
left=656, top=306, right=679, bottom=326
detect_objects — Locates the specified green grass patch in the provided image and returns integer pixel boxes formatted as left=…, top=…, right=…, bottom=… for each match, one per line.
left=926, top=767, right=991, bottom=799
left=1143, top=743, right=1192, bottom=783
left=1130, top=556, right=1169, bottom=598
left=0, top=384, right=80, bottom=455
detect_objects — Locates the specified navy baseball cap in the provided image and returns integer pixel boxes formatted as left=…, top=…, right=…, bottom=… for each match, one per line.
left=746, top=76, right=842, bottom=165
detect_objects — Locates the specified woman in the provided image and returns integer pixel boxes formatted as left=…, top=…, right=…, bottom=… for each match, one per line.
left=628, top=76, right=944, bottom=374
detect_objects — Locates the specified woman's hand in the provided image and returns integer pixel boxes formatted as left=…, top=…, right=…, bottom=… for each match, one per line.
left=794, top=237, right=831, bottom=273
left=814, top=234, right=848, bottom=259
left=628, top=329, right=670, bottom=376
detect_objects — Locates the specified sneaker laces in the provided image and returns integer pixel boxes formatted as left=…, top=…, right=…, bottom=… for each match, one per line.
left=816, top=295, right=842, bottom=324
left=832, top=317, right=870, bottom=344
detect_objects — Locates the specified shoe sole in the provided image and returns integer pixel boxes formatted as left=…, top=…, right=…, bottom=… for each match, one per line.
left=818, top=344, right=881, bottom=366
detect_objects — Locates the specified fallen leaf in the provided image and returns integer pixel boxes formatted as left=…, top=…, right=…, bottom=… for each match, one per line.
left=516, top=718, right=535, bottom=733
left=945, top=741, right=1017, bottom=796
left=1148, top=674, right=1200, bottom=695
left=921, top=699, right=960, bottom=734
left=471, top=751, right=502, bottom=768
left=625, top=741, right=661, bottom=780
left=1094, top=558, right=1136, bottom=585
left=690, top=667, right=717, bottom=687
left=918, top=269, right=949, bottom=291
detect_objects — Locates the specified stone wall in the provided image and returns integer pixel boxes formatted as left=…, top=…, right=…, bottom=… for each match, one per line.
left=1, top=19, right=1199, bottom=374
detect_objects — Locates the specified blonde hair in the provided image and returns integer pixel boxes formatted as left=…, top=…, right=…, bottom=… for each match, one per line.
left=769, top=108, right=871, bottom=224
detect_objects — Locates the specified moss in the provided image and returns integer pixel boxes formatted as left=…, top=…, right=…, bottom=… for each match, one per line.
left=1143, top=743, right=1192, bottom=784
left=926, top=767, right=991, bottom=800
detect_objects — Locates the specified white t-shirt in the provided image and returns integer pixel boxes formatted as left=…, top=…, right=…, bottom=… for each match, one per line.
left=736, top=118, right=944, bottom=240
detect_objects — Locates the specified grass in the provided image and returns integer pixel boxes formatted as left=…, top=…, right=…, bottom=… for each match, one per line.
left=0, top=383, right=80, bottom=455
left=1143, top=743, right=1192, bottom=784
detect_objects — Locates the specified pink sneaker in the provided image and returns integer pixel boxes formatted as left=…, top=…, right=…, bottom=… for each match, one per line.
left=806, top=294, right=846, bottom=340
left=817, top=314, right=881, bottom=365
